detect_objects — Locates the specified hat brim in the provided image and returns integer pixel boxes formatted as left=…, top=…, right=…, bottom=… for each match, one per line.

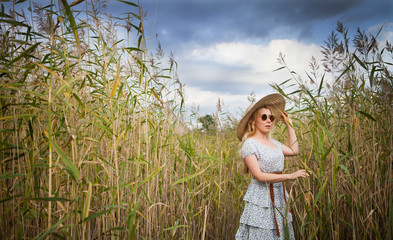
left=237, top=93, right=285, bottom=141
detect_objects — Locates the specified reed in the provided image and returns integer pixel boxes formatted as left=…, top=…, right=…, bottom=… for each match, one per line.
left=272, top=22, right=393, bottom=239
left=0, top=1, right=392, bottom=239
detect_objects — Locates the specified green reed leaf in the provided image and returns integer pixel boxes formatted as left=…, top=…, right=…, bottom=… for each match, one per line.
left=314, top=178, right=327, bottom=204
left=133, top=164, right=165, bottom=191
left=9, top=42, right=40, bottom=65
left=60, top=0, right=81, bottom=57
left=357, top=110, right=376, bottom=121
left=273, top=66, right=285, bottom=72
left=31, top=197, right=70, bottom=202
left=69, top=0, right=85, bottom=7
left=89, top=120, right=113, bottom=136
left=0, top=114, right=37, bottom=121
left=117, top=0, right=138, bottom=7
left=82, top=182, right=92, bottom=221
left=33, top=216, right=68, bottom=240
left=51, top=140, right=80, bottom=180
left=171, top=168, right=206, bottom=188
left=83, top=209, right=111, bottom=222
left=353, top=54, right=367, bottom=70
left=318, top=73, right=325, bottom=96
left=126, top=201, right=140, bottom=239
left=0, top=19, right=29, bottom=28
left=0, top=173, right=26, bottom=179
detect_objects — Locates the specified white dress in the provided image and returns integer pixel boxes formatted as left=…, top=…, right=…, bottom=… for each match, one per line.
left=235, top=138, right=295, bottom=240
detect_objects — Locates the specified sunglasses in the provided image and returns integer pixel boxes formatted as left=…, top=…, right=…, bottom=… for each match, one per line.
left=261, top=114, right=275, bottom=122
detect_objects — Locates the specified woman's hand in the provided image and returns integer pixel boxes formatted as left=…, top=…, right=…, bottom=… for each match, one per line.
left=281, top=111, right=293, bottom=126
left=281, top=111, right=299, bottom=156
left=289, top=170, right=309, bottom=180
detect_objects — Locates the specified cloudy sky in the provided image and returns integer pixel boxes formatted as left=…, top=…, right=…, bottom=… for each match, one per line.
left=132, top=0, right=393, bottom=117
left=6, top=0, right=393, bottom=117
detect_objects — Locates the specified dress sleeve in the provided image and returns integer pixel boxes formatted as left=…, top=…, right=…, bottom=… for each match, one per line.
left=242, top=139, right=257, bottom=159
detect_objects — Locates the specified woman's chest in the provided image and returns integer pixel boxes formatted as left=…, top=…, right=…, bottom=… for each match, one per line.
left=255, top=147, right=284, bottom=171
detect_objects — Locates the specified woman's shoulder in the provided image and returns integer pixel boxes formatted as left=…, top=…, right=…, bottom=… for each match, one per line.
left=242, top=138, right=255, bottom=149
left=243, top=137, right=255, bottom=144
left=241, top=138, right=258, bottom=156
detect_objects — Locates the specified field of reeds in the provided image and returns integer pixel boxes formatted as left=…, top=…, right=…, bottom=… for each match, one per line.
left=0, top=1, right=392, bottom=239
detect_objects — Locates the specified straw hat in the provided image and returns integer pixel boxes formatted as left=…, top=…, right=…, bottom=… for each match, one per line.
left=237, top=93, right=285, bottom=141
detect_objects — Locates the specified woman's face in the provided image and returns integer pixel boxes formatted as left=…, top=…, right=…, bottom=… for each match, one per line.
left=253, top=108, right=274, bottom=135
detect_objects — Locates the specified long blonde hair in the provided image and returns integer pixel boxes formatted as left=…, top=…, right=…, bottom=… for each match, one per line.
left=240, top=106, right=273, bottom=174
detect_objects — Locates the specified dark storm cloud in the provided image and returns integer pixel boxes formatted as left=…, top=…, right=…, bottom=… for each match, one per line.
left=266, top=0, right=364, bottom=22
left=137, top=0, right=374, bottom=47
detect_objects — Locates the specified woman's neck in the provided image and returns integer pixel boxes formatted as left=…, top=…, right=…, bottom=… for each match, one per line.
left=251, top=131, right=269, bottom=141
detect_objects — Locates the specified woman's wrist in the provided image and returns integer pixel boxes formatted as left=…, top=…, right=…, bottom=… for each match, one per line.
left=286, top=173, right=294, bottom=181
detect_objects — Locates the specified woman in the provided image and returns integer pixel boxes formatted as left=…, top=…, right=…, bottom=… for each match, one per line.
left=235, top=93, right=308, bottom=239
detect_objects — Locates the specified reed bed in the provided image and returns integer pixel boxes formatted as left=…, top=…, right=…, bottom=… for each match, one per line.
left=0, top=1, right=392, bottom=239
left=272, top=22, right=393, bottom=239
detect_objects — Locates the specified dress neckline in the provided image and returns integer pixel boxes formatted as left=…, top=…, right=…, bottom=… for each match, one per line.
left=249, top=138, right=279, bottom=150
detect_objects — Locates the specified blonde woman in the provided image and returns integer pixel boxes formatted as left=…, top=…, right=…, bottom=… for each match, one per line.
left=235, top=93, right=308, bottom=239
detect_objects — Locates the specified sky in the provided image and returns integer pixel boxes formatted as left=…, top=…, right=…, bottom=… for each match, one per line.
left=135, top=0, right=393, bottom=118
left=4, top=0, right=393, bottom=118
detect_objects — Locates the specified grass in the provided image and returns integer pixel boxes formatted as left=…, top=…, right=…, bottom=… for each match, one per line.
left=0, top=1, right=392, bottom=239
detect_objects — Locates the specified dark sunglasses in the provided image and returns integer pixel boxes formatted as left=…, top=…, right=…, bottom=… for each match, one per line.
left=261, top=114, right=275, bottom=122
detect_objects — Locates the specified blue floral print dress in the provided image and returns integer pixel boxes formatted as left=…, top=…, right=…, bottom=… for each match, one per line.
left=235, top=138, right=295, bottom=240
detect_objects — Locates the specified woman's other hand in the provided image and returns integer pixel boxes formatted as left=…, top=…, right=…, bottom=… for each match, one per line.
left=290, top=169, right=309, bottom=180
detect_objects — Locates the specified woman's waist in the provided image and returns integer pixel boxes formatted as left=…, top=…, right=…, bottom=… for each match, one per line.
left=259, top=166, right=284, bottom=172
left=250, top=178, right=283, bottom=187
